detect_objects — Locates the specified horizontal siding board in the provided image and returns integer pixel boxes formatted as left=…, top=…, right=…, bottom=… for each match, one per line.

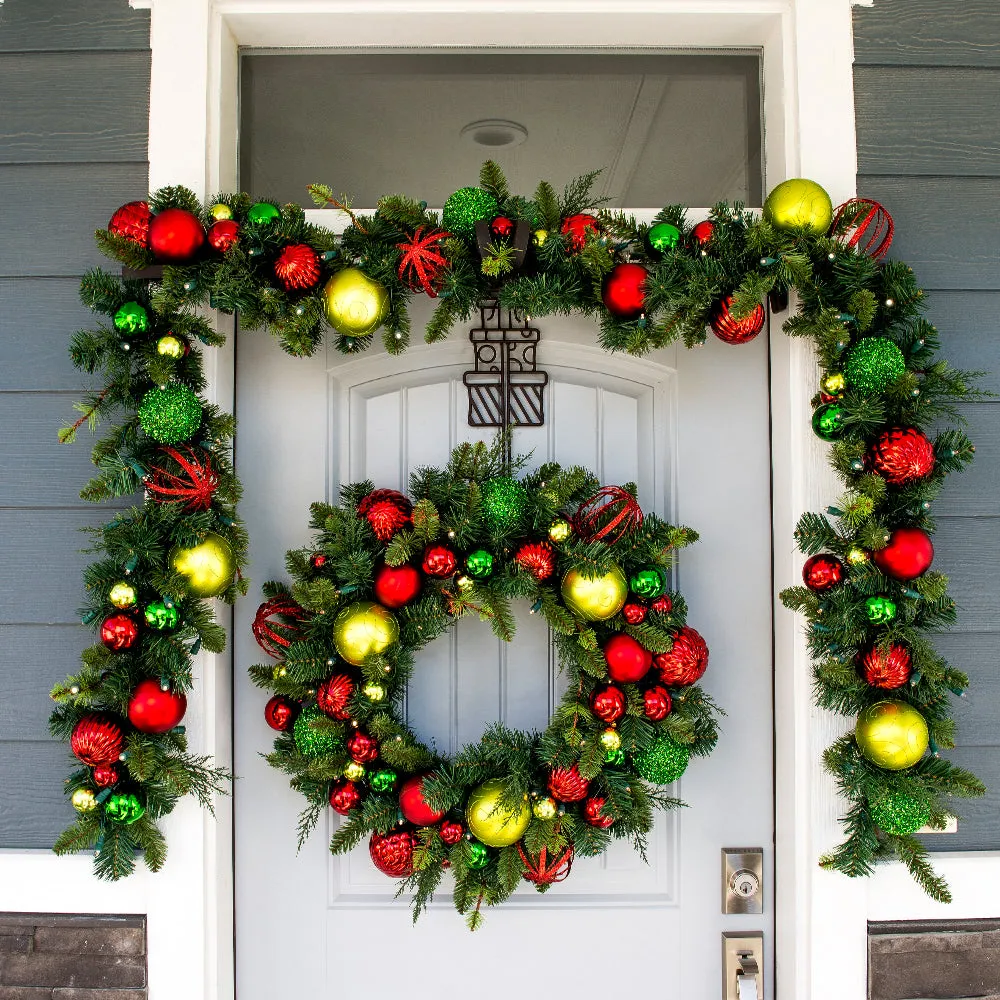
left=921, top=746, right=1000, bottom=852
left=933, top=632, right=1000, bottom=747
left=855, top=67, right=1000, bottom=177
left=0, top=742, right=74, bottom=848
left=0, top=0, right=149, bottom=53
left=933, top=403, right=1000, bottom=518
left=0, top=51, right=150, bottom=163
left=923, top=290, right=1000, bottom=394
left=931, top=516, right=1000, bottom=633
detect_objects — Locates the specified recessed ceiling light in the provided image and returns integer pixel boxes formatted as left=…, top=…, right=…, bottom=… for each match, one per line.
left=461, top=120, right=528, bottom=148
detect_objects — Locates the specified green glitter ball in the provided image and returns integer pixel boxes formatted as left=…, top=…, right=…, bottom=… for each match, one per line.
left=293, top=705, right=342, bottom=758
left=369, top=767, right=398, bottom=793
left=466, top=840, right=491, bottom=869
left=105, top=793, right=145, bottom=825
left=465, top=549, right=494, bottom=579
left=869, top=791, right=932, bottom=836
left=605, top=748, right=626, bottom=766
left=811, top=402, right=845, bottom=442
left=480, top=475, right=529, bottom=535
left=647, top=222, right=681, bottom=253
left=114, top=301, right=149, bottom=337
left=247, top=201, right=280, bottom=225
left=630, top=568, right=666, bottom=600
left=633, top=735, right=690, bottom=784
left=865, top=595, right=898, bottom=625
left=843, top=337, right=906, bottom=396
left=144, top=599, right=179, bottom=631
left=442, top=187, right=499, bottom=240
left=138, top=384, right=203, bottom=444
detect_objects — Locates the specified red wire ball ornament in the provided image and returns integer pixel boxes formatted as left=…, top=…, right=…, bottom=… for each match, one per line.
left=548, top=765, right=590, bottom=803
left=654, top=626, right=710, bottom=687
left=643, top=685, right=673, bottom=721
left=264, top=694, right=298, bottom=731
left=329, top=779, right=362, bottom=815
left=870, top=426, right=936, bottom=486
left=358, top=489, right=413, bottom=542
left=373, top=563, right=422, bottom=609
left=829, top=198, right=895, bottom=261
left=128, top=679, right=187, bottom=734
left=602, top=262, right=649, bottom=321
left=148, top=207, right=205, bottom=263
left=560, top=213, right=599, bottom=253
left=144, top=445, right=220, bottom=511
left=422, top=545, right=458, bottom=578
left=573, top=485, right=643, bottom=544
left=274, top=243, right=321, bottom=291
left=690, top=219, right=715, bottom=247
left=396, top=226, right=451, bottom=297
left=518, top=842, right=574, bottom=886
left=71, top=715, right=124, bottom=767
left=584, top=796, right=615, bottom=828
left=369, top=830, right=415, bottom=878
left=252, top=595, right=307, bottom=659
left=107, top=200, right=152, bottom=247
left=802, top=553, right=846, bottom=593
left=710, top=295, right=766, bottom=345
left=398, top=773, right=447, bottom=826
left=316, top=674, right=355, bottom=720
left=873, top=527, right=935, bottom=581
left=591, top=684, right=626, bottom=724
left=100, top=613, right=140, bottom=652
left=604, top=634, right=653, bottom=683
left=861, top=644, right=913, bottom=690
left=206, top=219, right=239, bottom=253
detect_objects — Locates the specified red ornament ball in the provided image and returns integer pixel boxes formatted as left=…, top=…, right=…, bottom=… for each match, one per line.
left=560, top=213, right=598, bottom=253
left=422, top=545, right=457, bottom=578
left=591, top=684, right=626, bottom=724
left=329, top=779, right=362, bottom=816
left=548, top=765, right=589, bottom=803
left=92, top=764, right=119, bottom=788
left=514, top=541, right=556, bottom=581
left=870, top=427, right=936, bottom=486
left=440, top=820, right=464, bottom=845
left=310, top=553, right=327, bottom=570
left=128, top=679, right=187, bottom=734
left=861, top=644, right=913, bottom=689
left=264, top=694, right=298, bottom=731
left=148, top=207, right=205, bottom=263
left=399, top=773, right=446, bottom=826
left=622, top=601, right=647, bottom=625
left=643, top=685, right=673, bottom=721
left=316, top=674, right=354, bottom=720
left=604, top=633, right=652, bottom=684
left=369, top=830, right=415, bottom=878
left=654, top=626, right=709, bottom=687
left=71, top=716, right=123, bottom=767
left=206, top=219, right=239, bottom=253
left=802, top=554, right=846, bottom=593
left=651, top=594, right=673, bottom=614
left=710, top=295, right=766, bottom=345
left=490, top=216, right=515, bottom=239
left=602, top=263, right=648, bottom=321
left=873, top=527, right=934, bottom=581
left=100, top=614, right=139, bottom=652
left=691, top=220, right=715, bottom=247
left=583, top=796, right=614, bottom=828
left=108, top=201, right=151, bottom=246
left=358, top=489, right=412, bottom=542
left=274, top=244, right=321, bottom=291
left=347, top=731, right=378, bottom=764
left=373, top=563, right=422, bottom=609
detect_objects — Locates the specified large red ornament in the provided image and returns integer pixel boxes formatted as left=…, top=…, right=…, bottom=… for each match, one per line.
left=514, top=541, right=556, bottom=581
left=602, top=263, right=648, bottom=320
left=264, top=694, right=298, bottom=731
left=206, top=219, right=239, bottom=253
left=399, top=773, right=446, bottom=826
left=144, top=445, right=219, bottom=511
left=128, top=678, right=187, bottom=734
left=369, top=830, right=415, bottom=878
left=604, top=634, right=652, bottom=684
left=870, top=427, right=936, bottom=486
left=691, top=220, right=715, bottom=247
left=373, top=563, right=421, bottom=609
left=518, top=842, right=574, bottom=886
left=548, top=765, right=589, bottom=803
left=71, top=716, right=123, bottom=767
left=802, top=553, right=845, bottom=592
left=329, top=780, right=362, bottom=815
left=584, top=796, right=614, bottom=828
left=274, top=244, right=321, bottom=291
left=591, top=684, right=626, bottom=724
left=107, top=201, right=151, bottom=246
left=651, top=594, right=673, bottom=615
left=861, top=644, right=913, bottom=689
left=710, top=295, right=766, bottom=345
left=358, top=489, right=412, bottom=541
left=396, top=226, right=451, bottom=297
left=347, top=731, right=378, bottom=764
left=422, top=545, right=457, bottom=578
left=643, top=685, right=672, bottom=721
left=830, top=198, right=894, bottom=261
left=100, top=614, right=139, bottom=652
left=252, top=595, right=307, bottom=658
left=622, top=602, right=647, bottom=625
left=654, top=626, right=709, bottom=687
left=92, top=764, right=119, bottom=788
left=148, top=207, right=205, bottom=263
left=440, top=820, right=464, bottom=845
left=316, top=674, right=354, bottom=720
left=573, top=485, right=643, bottom=544
left=873, top=527, right=934, bottom=581
left=560, top=213, right=598, bottom=253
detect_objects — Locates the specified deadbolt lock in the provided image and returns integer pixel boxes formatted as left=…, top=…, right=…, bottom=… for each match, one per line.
left=722, top=849, right=763, bottom=914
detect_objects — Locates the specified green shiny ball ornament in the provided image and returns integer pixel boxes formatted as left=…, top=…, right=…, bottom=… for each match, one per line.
left=647, top=222, right=681, bottom=253
left=71, top=788, right=97, bottom=813
left=114, top=301, right=149, bottom=337
left=870, top=790, right=932, bottom=835
left=247, top=201, right=280, bottom=225
left=465, top=778, right=531, bottom=848
left=811, top=402, right=845, bottom=442
left=532, top=796, right=557, bottom=820
left=763, top=178, right=833, bottom=235
left=343, top=761, right=366, bottom=782
left=209, top=203, right=232, bottom=221
left=105, top=792, right=144, bottom=825
left=333, top=600, right=399, bottom=666
left=362, top=682, right=386, bottom=702
left=143, top=599, right=179, bottom=631
left=865, top=595, right=898, bottom=625
left=605, top=748, right=626, bottom=766
left=156, top=334, right=186, bottom=358
left=855, top=701, right=929, bottom=771
left=549, top=519, right=572, bottom=543
left=481, top=476, right=529, bottom=534
left=465, top=549, right=494, bottom=579
left=323, top=268, right=389, bottom=338
left=369, top=768, right=398, bottom=792
left=293, top=705, right=341, bottom=758
left=442, top=187, right=499, bottom=240
left=138, top=384, right=202, bottom=444
left=599, top=728, right=622, bottom=752
left=561, top=564, right=628, bottom=621
left=630, top=567, right=666, bottom=600
left=843, top=337, right=906, bottom=396
left=108, top=581, right=137, bottom=610
left=466, top=840, right=491, bottom=869
left=169, top=532, right=235, bottom=597
left=634, top=734, right=690, bottom=784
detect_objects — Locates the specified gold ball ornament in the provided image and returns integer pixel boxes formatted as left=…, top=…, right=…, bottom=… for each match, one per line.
left=323, top=268, right=389, bottom=338
left=846, top=547, right=870, bottom=566
left=169, top=532, right=235, bottom=597
left=108, top=581, right=138, bottom=609
left=209, top=203, right=233, bottom=221
left=362, top=682, right=387, bottom=702
left=343, top=761, right=366, bottom=782
left=822, top=372, right=846, bottom=396
left=71, top=788, right=97, bottom=813
left=599, top=728, right=622, bottom=752
left=548, top=519, right=572, bottom=543
left=561, top=564, right=628, bottom=621
left=465, top=778, right=531, bottom=848
left=532, top=796, right=558, bottom=820
left=532, top=229, right=548, bottom=247
left=855, top=701, right=929, bottom=771
left=763, top=178, right=833, bottom=235
left=156, top=334, right=186, bottom=359
left=333, top=600, right=399, bottom=666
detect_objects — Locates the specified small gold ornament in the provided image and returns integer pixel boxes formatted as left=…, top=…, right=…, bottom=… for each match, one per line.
left=846, top=547, right=870, bottom=566
left=343, top=761, right=365, bottom=782
left=465, top=778, right=531, bottom=847
left=362, top=682, right=386, bottom=702
left=561, top=564, right=628, bottom=621
left=532, top=229, right=548, bottom=247
left=532, top=796, right=557, bottom=820
left=599, top=728, right=622, bottom=752
left=456, top=574, right=474, bottom=592
left=71, top=788, right=97, bottom=813
left=156, top=334, right=185, bottom=359
left=169, top=532, right=236, bottom=597
left=763, top=178, right=833, bottom=235
left=333, top=600, right=399, bottom=666
left=822, top=372, right=846, bottom=396
left=548, top=519, right=572, bottom=543
left=322, top=267, right=389, bottom=338
left=855, top=700, right=929, bottom=770
left=210, top=203, right=233, bottom=221
left=108, top=581, right=137, bottom=609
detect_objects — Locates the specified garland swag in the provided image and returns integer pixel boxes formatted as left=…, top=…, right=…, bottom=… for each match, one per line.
left=53, top=160, right=984, bottom=904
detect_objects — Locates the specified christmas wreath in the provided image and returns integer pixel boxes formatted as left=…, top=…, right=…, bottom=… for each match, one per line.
left=53, top=160, right=984, bottom=905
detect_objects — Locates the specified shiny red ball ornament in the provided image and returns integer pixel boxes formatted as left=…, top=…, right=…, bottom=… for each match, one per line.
left=252, top=595, right=306, bottom=658
left=873, top=527, right=934, bottom=581
left=144, top=445, right=219, bottom=511
left=92, top=764, right=120, bottom=788
left=206, top=219, right=239, bottom=253
left=347, top=731, right=378, bottom=764
left=107, top=201, right=151, bottom=246
left=691, top=220, right=715, bottom=247
left=274, top=243, right=321, bottom=291
left=622, top=601, right=647, bottom=625
left=870, top=427, right=936, bottom=486
left=560, top=213, right=599, bottom=253
left=490, top=216, right=515, bottom=240
left=861, top=644, right=913, bottom=690
left=643, top=685, right=673, bottom=721
left=264, top=694, right=298, bottom=731
left=574, top=485, right=643, bottom=544
left=591, top=684, right=626, bottom=724
left=584, top=796, right=615, bottom=828
left=514, top=541, right=556, bottom=581
left=399, top=773, right=446, bottom=826
left=316, top=674, right=354, bottom=720
left=650, top=594, right=673, bottom=614
left=654, top=626, right=709, bottom=687
left=369, top=829, right=415, bottom=878
left=148, top=207, right=205, bottom=263
left=71, top=716, right=123, bottom=767
left=358, top=489, right=413, bottom=542
left=548, top=765, right=589, bottom=803
left=329, top=780, right=362, bottom=815
left=373, top=563, right=422, bottom=609
left=309, top=553, right=327, bottom=570
left=422, top=545, right=458, bottom=577
left=710, top=295, right=766, bottom=345
left=604, top=634, right=653, bottom=684
left=440, top=820, right=464, bottom=845
left=128, top=679, right=187, bottom=734
left=100, top=614, right=139, bottom=652
left=802, top=553, right=846, bottom=593
left=602, top=262, right=649, bottom=321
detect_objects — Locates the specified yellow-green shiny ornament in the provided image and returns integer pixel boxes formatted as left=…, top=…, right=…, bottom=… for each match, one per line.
left=362, top=682, right=386, bottom=703
left=846, top=546, right=870, bottom=566
left=465, top=778, right=531, bottom=848
left=343, top=761, right=365, bottom=782
left=247, top=201, right=280, bottom=225
left=108, top=581, right=137, bottom=610
left=209, top=203, right=232, bottom=221
left=370, top=768, right=398, bottom=792
left=822, top=372, right=846, bottom=396
left=72, top=788, right=97, bottom=813
left=548, top=519, right=572, bottom=544
left=465, top=549, right=494, bottom=579
left=456, top=574, right=474, bottom=592
left=855, top=701, right=929, bottom=771
left=561, top=564, right=628, bottom=621
left=156, top=334, right=185, bottom=359
left=466, top=840, right=491, bottom=869
left=170, top=532, right=235, bottom=597
left=323, top=267, right=389, bottom=338
left=333, top=600, right=399, bottom=666
left=599, top=728, right=622, bottom=752
left=763, top=178, right=833, bottom=235
left=532, top=229, right=548, bottom=248
left=532, top=796, right=557, bottom=820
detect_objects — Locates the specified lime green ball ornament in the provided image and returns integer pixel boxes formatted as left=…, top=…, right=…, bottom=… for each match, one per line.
left=442, top=187, right=499, bottom=240
left=465, top=549, right=494, bottom=579
left=144, top=599, right=179, bottom=631
left=865, top=595, right=898, bottom=625
left=343, top=761, right=365, bottom=782
left=370, top=768, right=398, bottom=792
left=763, top=178, right=833, bottom=235
left=114, top=301, right=149, bottom=337
left=466, top=841, right=491, bottom=869
left=843, top=337, right=906, bottom=396
left=105, top=792, right=145, bottom=825
left=247, top=201, right=280, bottom=225
left=870, top=791, right=932, bottom=835
left=647, top=222, right=681, bottom=253
left=481, top=476, right=529, bottom=534
left=811, top=402, right=845, bottom=442
left=138, top=384, right=202, bottom=444
left=855, top=701, right=929, bottom=771
left=630, top=568, right=666, bottom=600
left=465, top=778, right=531, bottom=847
left=634, top=735, right=690, bottom=784
left=532, top=796, right=557, bottom=820
left=293, top=705, right=341, bottom=758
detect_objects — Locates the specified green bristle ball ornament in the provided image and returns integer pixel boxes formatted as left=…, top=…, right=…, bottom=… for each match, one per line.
left=293, top=705, right=341, bottom=758
left=869, top=791, right=932, bottom=836
left=633, top=734, right=690, bottom=784
left=138, top=384, right=202, bottom=444
left=247, top=201, right=280, bottom=225
left=114, top=301, right=149, bottom=337
left=442, top=187, right=499, bottom=240
left=465, top=549, right=494, bottom=579
left=144, top=599, right=179, bottom=631
left=811, top=402, right=845, bottom=442
left=481, top=476, right=529, bottom=534
left=843, top=337, right=906, bottom=396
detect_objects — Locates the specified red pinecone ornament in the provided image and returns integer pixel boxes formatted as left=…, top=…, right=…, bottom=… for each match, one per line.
left=654, top=626, right=709, bottom=686
left=830, top=198, right=894, bottom=261
left=144, top=445, right=220, bottom=511
left=369, top=830, right=415, bottom=877
left=591, top=684, right=626, bottom=724
left=396, top=226, right=451, bottom=297
left=870, top=427, right=936, bottom=485
left=861, top=644, right=912, bottom=689
left=358, top=489, right=413, bottom=541
left=316, top=674, right=354, bottom=720
left=710, top=295, right=766, bottom=345
left=518, top=842, right=574, bottom=887
left=71, top=716, right=123, bottom=767
left=548, top=765, right=589, bottom=803
left=264, top=695, right=298, bottom=731
left=514, top=541, right=556, bottom=581
left=274, top=244, right=321, bottom=291
left=329, top=780, right=362, bottom=815
left=92, top=764, right=119, bottom=788
left=252, top=595, right=307, bottom=659
left=347, top=731, right=378, bottom=763
left=108, top=201, right=151, bottom=246
left=574, top=485, right=643, bottom=544
left=584, top=796, right=614, bottom=828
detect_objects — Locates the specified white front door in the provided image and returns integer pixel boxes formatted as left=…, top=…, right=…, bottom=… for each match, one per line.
left=233, top=297, right=774, bottom=998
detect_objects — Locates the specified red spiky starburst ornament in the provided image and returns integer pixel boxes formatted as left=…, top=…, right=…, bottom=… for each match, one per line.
left=518, top=842, right=574, bottom=887
left=396, top=226, right=451, bottom=297
left=144, top=445, right=219, bottom=511
left=358, top=489, right=413, bottom=541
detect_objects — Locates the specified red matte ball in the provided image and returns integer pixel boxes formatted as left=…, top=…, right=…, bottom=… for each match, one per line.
left=399, top=773, right=446, bottom=826
left=347, top=731, right=378, bottom=763
left=207, top=219, right=239, bottom=253
left=329, top=780, right=362, bottom=815
left=370, top=830, right=415, bottom=878
left=802, top=553, right=845, bottom=592
left=373, top=563, right=421, bottom=609
left=604, top=634, right=652, bottom=683
left=643, top=685, right=672, bottom=721
left=149, top=207, right=205, bottom=263
left=591, top=684, right=626, bottom=724
left=602, top=263, right=649, bottom=321
left=654, top=626, right=709, bottom=687
left=440, top=820, right=464, bottom=845
left=100, top=614, right=139, bottom=652
left=128, top=678, right=187, bottom=734
left=873, top=526, right=934, bottom=581
left=264, top=694, right=297, bottom=731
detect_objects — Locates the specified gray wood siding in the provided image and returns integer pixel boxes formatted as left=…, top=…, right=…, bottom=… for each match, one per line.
left=0, top=0, right=149, bottom=848
left=855, top=0, right=1000, bottom=852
